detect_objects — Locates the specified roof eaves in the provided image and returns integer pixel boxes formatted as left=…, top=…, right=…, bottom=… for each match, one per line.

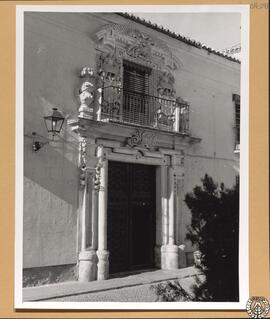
left=117, top=12, right=241, bottom=64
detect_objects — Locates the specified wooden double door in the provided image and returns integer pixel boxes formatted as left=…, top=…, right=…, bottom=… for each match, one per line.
left=107, top=161, right=156, bottom=274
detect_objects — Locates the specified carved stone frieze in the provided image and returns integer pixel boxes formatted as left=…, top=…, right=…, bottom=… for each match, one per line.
left=127, top=129, right=157, bottom=149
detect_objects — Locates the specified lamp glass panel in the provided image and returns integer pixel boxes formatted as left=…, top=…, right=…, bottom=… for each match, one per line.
left=44, top=117, right=52, bottom=132
left=54, top=118, right=64, bottom=133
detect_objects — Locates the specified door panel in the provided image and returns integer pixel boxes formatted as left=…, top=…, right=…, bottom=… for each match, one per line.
left=107, top=162, right=129, bottom=274
left=107, top=161, right=156, bottom=274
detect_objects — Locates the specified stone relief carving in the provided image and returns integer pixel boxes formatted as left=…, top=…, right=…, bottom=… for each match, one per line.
left=97, top=51, right=121, bottom=84
left=157, top=71, right=176, bottom=98
left=93, top=24, right=189, bottom=131
left=96, top=52, right=122, bottom=119
left=79, top=137, right=87, bottom=187
left=93, top=162, right=101, bottom=192
left=96, top=23, right=182, bottom=72
left=127, top=129, right=157, bottom=149
left=156, top=107, right=175, bottom=127
left=126, top=29, right=154, bottom=60
left=78, top=67, right=96, bottom=119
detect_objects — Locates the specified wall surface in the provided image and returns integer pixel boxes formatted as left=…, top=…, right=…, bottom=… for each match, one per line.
left=23, top=12, right=240, bottom=268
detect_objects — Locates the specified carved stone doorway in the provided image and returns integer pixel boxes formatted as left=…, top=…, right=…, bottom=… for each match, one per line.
left=107, top=161, right=156, bottom=274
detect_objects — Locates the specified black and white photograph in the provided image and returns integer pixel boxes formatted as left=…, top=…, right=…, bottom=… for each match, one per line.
left=15, top=5, right=249, bottom=309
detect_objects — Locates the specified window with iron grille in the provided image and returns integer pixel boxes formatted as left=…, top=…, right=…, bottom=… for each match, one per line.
left=123, top=60, right=152, bottom=126
left=233, top=94, right=240, bottom=147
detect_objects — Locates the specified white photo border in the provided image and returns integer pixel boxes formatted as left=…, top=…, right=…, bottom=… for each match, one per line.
left=15, top=4, right=250, bottom=310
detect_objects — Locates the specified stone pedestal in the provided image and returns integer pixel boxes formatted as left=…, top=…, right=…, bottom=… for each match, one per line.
left=161, top=244, right=179, bottom=269
left=97, top=250, right=109, bottom=280
left=78, top=250, right=97, bottom=282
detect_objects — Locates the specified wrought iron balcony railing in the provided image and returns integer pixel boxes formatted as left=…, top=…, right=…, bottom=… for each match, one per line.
left=99, top=86, right=189, bottom=134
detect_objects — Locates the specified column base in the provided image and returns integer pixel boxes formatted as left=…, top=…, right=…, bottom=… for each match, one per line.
left=161, top=244, right=179, bottom=269
left=78, top=250, right=97, bottom=282
left=97, top=250, right=109, bottom=280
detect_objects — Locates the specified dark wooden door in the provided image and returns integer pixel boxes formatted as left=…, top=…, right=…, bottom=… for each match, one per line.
left=107, top=161, right=156, bottom=274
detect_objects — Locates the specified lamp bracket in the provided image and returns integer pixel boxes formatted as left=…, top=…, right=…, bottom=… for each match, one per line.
left=31, top=132, right=50, bottom=152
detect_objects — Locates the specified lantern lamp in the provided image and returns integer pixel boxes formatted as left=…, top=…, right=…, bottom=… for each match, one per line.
left=44, top=107, right=65, bottom=138
left=31, top=108, right=65, bottom=152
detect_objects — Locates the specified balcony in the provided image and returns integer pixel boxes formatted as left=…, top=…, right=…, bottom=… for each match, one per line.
left=99, top=86, right=190, bottom=134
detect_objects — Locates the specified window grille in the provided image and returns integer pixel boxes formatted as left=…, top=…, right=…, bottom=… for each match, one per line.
left=233, top=94, right=240, bottom=146
left=123, top=61, right=151, bottom=126
left=100, top=60, right=190, bottom=133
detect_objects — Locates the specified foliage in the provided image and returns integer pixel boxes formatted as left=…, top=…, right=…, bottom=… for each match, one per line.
left=185, top=174, right=239, bottom=301
left=150, top=280, right=194, bottom=301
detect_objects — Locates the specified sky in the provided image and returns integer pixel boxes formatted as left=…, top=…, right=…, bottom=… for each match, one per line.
left=134, top=13, right=241, bottom=54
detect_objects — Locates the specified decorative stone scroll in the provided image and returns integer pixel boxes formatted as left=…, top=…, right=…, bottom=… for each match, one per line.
left=127, top=129, right=157, bottom=149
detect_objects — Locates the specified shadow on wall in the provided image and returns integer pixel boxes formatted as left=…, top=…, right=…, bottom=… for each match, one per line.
left=24, top=136, right=79, bottom=207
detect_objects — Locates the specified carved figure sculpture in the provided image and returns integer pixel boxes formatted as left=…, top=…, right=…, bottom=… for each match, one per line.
left=78, top=67, right=96, bottom=119
left=157, top=71, right=176, bottom=98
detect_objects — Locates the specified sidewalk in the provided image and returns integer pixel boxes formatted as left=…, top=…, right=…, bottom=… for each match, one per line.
left=23, top=266, right=202, bottom=302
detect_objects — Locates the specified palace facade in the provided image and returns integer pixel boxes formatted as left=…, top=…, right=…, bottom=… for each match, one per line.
left=23, top=12, right=240, bottom=285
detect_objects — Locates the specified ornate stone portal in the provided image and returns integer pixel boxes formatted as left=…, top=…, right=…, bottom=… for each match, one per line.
left=72, top=23, right=193, bottom=282
left=75, top=130, right=187, bottom=281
